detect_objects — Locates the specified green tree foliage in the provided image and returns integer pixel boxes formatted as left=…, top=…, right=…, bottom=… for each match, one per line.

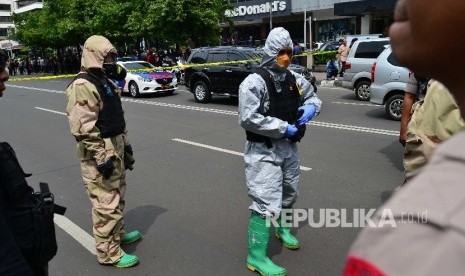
left=12, top=0, right=230, bottom=50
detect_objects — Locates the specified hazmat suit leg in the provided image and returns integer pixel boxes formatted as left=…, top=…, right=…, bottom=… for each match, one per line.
left=276, top=145, right=300, bottom=249
left=245, top=140, right=295, bottom=275
left=280, top=143, right=300, bottom=208
left=244, top=141, right=285, bottom=217
left=80, top=136, right=126, bottom=264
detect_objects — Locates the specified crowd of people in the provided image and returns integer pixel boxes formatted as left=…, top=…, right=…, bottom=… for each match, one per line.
left=7, top=55, right=81, bottom=76
left=5, top=46, right=191, bottom=78
left=139, top=47, right=191, bottom=67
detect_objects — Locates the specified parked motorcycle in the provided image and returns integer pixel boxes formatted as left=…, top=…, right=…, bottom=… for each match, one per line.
left=170, top=58, right=185, bottom=85
left=288, top=64, right=317, bottom=93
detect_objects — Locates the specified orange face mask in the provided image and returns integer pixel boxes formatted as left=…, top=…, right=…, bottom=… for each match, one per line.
left=276, top=48, right=292, bottom=68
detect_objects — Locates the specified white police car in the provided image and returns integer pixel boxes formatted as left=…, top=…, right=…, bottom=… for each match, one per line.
left=115, top=61, right=177, bottom=97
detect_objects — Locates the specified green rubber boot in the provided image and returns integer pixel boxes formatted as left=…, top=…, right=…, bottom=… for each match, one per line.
left=121, top=231, right=142, bottom=244
left=275, top=222, right=300, bottom=250
left=247, top=213, right=287, bottom=276
left=114, top=253, right=139, bottom=268
left=275, top=217, right=300, bottom=250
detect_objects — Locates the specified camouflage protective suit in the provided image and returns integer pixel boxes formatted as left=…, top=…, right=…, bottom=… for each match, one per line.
left=66, top=36, right=132, bottom=264
left=403, top=80, right=465, bottom=182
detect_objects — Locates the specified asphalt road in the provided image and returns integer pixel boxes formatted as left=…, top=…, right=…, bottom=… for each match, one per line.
left=0, top=79, right=404, bottom=276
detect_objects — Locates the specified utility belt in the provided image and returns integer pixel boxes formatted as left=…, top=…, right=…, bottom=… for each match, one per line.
left=246, top=131, right=273, bottom=149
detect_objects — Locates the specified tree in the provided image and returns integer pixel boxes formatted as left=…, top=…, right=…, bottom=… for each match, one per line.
left=12, top=0, right=231, bottom=51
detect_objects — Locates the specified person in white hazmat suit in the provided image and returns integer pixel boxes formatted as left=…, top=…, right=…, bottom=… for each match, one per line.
left=238, top=27, right=322, bottom=276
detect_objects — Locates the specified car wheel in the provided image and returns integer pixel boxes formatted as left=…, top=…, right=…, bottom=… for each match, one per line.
left=193, top=81, right=211, bottom=103
left=385, top=94, right=404, bottom=121
left=129, top=81, right=140, bottom=98
left=355, top=80, right=371, bottom=101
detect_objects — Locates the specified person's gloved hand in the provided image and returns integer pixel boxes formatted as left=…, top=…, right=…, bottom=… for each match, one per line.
left=124, top=144, right=133, bottom=156
left=124, top=144, right=135, bottom=171
left=97, top=159, right=115, bottom=179
left=284, top=124, right=299, bottom=138
left=289, top=124, right=306, bottom=143
left=297, top=104, right=317, bottom=125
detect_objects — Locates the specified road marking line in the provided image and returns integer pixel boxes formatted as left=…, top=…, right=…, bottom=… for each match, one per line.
left=332, top=101, right=378, bottom=107
left=172, top=138, right=313, bottom=172
left=34, top=103, right=400, bottom=136
left=54, top=215, right=96, bottom=255
left=8, top=84, right=65, bottom=94
left=309, top=121, right=399, bottom=136
left=19, top=82, right=399, bottom=136
left=122, top=98, right=238, bottom=115
left=35, top=106, right=67, bottom=115
left=32, top=105, right=316, bottom=171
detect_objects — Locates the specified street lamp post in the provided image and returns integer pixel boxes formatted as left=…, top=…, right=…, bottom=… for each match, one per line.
left=308, top=17, right=313, bottom=50
left=6, top=27, right=12, bottom=59
left=269, top=1, right=273, bottom=30
left=304, top=4, right=307, bottom=49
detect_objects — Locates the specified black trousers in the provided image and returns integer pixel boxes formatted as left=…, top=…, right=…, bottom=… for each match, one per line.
left=339, top=61, right=347, bottom=77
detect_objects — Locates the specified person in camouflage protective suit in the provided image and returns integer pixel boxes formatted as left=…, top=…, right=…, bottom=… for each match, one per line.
left=66, top=35, right=140, bottom=268
left=402, top=80, right=465, bottom=183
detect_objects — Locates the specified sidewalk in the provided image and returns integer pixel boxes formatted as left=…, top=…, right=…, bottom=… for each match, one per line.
left=313, top=71, right=344, bottom=87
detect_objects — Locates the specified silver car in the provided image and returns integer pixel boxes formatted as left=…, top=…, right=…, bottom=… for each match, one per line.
left=342, top=38, right=390, bottom=101
left=370, top=46, right=411, bottom=120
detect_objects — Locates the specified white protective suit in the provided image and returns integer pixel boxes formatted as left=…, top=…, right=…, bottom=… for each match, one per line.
left=238, top=27, right=322, bottom=217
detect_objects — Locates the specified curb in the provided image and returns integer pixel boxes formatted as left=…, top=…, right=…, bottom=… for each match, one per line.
left=318, top=79, right=344, bottom=87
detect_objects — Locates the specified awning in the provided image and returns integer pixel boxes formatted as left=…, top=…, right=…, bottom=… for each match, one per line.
left=0, top=40, right=23, bottom=50
left=334, top=0, right=397, bottom=16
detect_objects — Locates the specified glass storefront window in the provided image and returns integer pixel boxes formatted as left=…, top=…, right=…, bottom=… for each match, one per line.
left=371, top=13, right=393, bottom=37
left=315, top=18, right=357, bottom=42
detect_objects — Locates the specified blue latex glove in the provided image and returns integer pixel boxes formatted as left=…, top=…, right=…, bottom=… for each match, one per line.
left=284, top=124, right=298, bottom=138
left=297, top=104, right=317, bottom=125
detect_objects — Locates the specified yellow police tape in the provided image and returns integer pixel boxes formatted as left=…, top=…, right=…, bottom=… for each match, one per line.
left=8, top=50, right=337, bottom=82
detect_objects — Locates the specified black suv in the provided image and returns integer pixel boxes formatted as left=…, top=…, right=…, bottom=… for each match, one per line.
left=184, top=46, right=316, bottom=103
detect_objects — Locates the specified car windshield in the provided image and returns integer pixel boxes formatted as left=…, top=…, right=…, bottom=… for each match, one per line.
left=122, top=62, right=155, bottom=70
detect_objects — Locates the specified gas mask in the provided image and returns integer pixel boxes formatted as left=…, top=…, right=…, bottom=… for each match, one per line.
left=276, top=48, right=292, bottom=69
left=103, top=52, right=127, bottom=81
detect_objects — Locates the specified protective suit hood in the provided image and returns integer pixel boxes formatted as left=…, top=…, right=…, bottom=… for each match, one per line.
left=81, top=35, right=117, bottom=71
left=261, top=27, right=293, bottom=68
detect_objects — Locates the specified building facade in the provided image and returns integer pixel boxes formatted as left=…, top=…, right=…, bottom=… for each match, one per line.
left=0, top=0, right=43, bottom=40
left=222, top=0, right=396, bottom=47
left=11, top=0, right=43, bottom=13
left=0, top=0, right=13, bottom=40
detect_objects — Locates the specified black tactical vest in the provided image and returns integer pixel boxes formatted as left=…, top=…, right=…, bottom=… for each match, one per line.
left=246, top=68, right=300, bottom=144
left=73, top=73, right=126, bottom=138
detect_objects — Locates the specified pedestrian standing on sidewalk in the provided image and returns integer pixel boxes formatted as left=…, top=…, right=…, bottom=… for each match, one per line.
left=292, top=40, right=301, bottom=65
left=66, top=35, right=140, bottom=268
left=238, top=27, right=322, bottom=276
left=338, top=40, right=349, bottom=77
